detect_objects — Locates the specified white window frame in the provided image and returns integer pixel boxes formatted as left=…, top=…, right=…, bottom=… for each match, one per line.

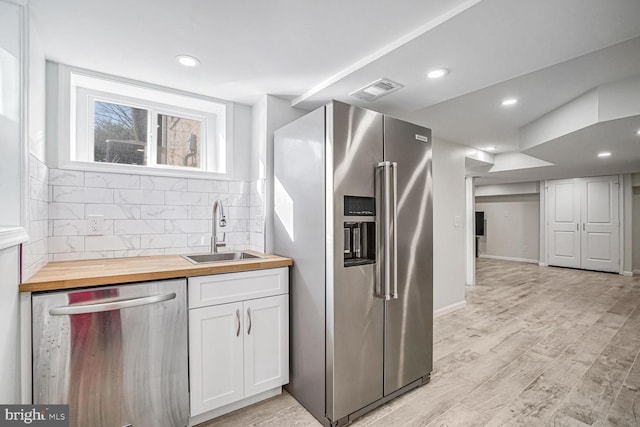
left=56, top=64, right=234, bottom=179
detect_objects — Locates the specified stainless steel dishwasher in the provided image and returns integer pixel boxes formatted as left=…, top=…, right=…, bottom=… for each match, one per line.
left=32, top=279, right=189, bottom=427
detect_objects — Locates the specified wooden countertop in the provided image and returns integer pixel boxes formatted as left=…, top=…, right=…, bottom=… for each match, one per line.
left=20, top=251, right=292, bottom=292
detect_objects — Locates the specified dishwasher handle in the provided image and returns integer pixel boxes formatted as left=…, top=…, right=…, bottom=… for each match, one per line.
left=49, top=293, right=177, bottom=316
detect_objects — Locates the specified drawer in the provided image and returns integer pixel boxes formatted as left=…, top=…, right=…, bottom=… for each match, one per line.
left=188, top=267, right=288, bottom=308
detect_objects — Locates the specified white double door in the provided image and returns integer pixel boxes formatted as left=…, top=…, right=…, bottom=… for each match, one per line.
left=547, top=175, right=620, bottom=273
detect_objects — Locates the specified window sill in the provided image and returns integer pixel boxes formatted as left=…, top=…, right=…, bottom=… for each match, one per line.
left=59, top=160, right=233, bottom=181
left=0, top=227, right=29, bottom=251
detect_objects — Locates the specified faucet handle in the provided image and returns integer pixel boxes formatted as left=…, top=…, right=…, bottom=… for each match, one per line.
left=215, top=232, right=227, bottom=248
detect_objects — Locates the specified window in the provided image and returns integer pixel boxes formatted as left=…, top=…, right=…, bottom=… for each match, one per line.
left=64, top=67, right=230, bottom=177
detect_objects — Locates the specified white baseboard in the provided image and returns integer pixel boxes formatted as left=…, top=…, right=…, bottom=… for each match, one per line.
left=434, top=301, right=466, bottom=318
left=538, top=262, right=547, bottom=267
left=622, top=271, right=634, bottom=277
left=479, top=254, right=539, bottom=264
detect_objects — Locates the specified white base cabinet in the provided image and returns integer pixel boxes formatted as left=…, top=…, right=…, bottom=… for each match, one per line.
left=188, top=267, right=289, bottom=421
left=189, top=302, right=244, bottom=414
left=244, top=295, right=289, bottom=397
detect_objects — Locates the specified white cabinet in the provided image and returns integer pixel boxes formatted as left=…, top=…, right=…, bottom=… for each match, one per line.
left=244, top=295, right=289, bottom=397
left=188, top=268, right=289, bottom=420
left=189, top=302, right=244, bottom=415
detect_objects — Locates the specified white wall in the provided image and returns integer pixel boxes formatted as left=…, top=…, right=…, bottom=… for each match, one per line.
left=432, top=139, right=467, bottom=313
left=0, top=1, right=23, bottom=227
left=475, top=194, right=540, bottom=263
left=22, top=13, right=49, bottom=280
left=0, top=0, right=25, bottom=403
left=475, top=181, right=539, bottom=197
left=0, top=245, right=21, bottom=403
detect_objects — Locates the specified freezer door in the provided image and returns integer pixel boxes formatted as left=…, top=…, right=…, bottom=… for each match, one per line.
left=328, top=101, right=385, bottom=421
left=383, top=116, right=433, bottom=395
left=32, top=280, right=189, bottom=427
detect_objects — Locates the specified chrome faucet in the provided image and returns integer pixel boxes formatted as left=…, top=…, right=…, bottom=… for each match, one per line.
left=211, top=200, right=227, bottom=253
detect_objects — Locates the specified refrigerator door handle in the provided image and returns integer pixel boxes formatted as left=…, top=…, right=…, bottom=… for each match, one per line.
left=377, top=161, right=392, bottom=300
left=391, top=161, right=398, bottom=299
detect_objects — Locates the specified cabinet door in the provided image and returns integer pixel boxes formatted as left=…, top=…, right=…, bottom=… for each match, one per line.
left=189, top=302, right=244, bottom=416
left=243, top=295, right=289, bottom=397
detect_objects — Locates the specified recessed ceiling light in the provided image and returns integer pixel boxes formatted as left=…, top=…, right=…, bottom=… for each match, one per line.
left=501, top=98, right=518, bottom=106
left=176, top=54, right=200, bottom=67
left=597, top=151, right=612, bottom=158
left=485, top=146, right=496, bottom=151
left=427, top=68, right=449, bottom=79
left=635, top=129, right=640, bottom=136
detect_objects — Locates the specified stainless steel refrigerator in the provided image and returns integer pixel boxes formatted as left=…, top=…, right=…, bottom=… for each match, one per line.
left=274, top=100, right=433, bottom=426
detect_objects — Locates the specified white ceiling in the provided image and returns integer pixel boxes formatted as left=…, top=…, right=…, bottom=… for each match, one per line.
left=28, top=0, right=475, bottom=105
left=29, top=0, right=640, bottom=184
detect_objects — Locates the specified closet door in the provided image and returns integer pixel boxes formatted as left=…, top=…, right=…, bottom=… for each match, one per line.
left=547, top=179, right=581, bottom=268
left=580, top=176, right=619, bottom=272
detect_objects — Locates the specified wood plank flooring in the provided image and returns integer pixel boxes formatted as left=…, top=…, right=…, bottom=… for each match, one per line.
left=199, top=259, right=640, bottom=426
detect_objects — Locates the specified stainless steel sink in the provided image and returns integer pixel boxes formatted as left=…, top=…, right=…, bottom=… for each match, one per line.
left=181, top=252, right=263, bottom=264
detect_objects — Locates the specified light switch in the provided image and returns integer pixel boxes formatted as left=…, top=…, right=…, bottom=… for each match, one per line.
left=454, top=215, right=462, bottom=228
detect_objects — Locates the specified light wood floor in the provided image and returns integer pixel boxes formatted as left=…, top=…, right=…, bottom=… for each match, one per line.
left=200, top=259, right=640, bottom=426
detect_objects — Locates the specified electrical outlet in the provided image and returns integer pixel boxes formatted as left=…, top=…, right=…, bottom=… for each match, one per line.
left=88, top=214, right=104, bottom=235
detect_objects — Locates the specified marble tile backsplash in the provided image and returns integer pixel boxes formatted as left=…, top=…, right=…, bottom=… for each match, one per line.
left=48, top=169, right=264, bottom=262
left=23, top=154, right=49, bottom=280
left=249, top=178, right=265, bottom=252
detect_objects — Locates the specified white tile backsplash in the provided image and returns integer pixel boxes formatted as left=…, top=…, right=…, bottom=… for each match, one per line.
left=50, top=203, right=85, bottom=219
left=112, top=248, right=165, bottom=258
left=187, top=178, right=229, bottom=193
left=49, top=236, right=85, bottom=253
left=114, top=220, right=164, bottom=235
left=52, top=219, right=89, bottom=236
left=85, top=171, right=140, bottom=189
left=141, top=234, right=188, bottom=249
left=30, top=200, right=49, bottom=220
left=165, top=191, right=209, bottom=206
left=141, top=205, right=188, bottom=220
left=23, top=154, right=49, bottom=280
left=187, top=206, right=212, bottom=219
left=114, top=189, right=164, bottom=205
left=165, top=219, right=209, bottom=234
left=86, top=204, right=140, bottom=219
left=85, top=235, right=141, bottom=251
left=140, top=176, right=187, bottom=191
left=49, top=169, right=84, bottom=186
left=24, top=166, right=263, bottom=264
left=52, top=186, right=114, bottom=204
left=52, top=251, right=114, bottom=261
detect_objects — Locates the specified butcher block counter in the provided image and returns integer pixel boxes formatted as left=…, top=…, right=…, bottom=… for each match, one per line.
left=20, top=251, right=292, bottom=292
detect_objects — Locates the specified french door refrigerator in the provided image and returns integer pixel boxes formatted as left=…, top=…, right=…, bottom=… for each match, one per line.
left=274, top=101, right=433, bottom=426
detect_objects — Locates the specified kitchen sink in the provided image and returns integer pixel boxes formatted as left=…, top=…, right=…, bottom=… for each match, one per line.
left=181, top=252, right=263, bottom=264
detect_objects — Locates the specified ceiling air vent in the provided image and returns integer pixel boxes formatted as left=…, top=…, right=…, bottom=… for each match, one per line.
left=349, top=78, right=404, bottom=102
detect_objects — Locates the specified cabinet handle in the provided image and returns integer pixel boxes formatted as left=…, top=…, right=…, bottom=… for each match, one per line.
left=247, top=307, right=252, bottom=335
left=583, top=223, right=585, bottom=231
left=236, top=309, right=240, bottom=337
